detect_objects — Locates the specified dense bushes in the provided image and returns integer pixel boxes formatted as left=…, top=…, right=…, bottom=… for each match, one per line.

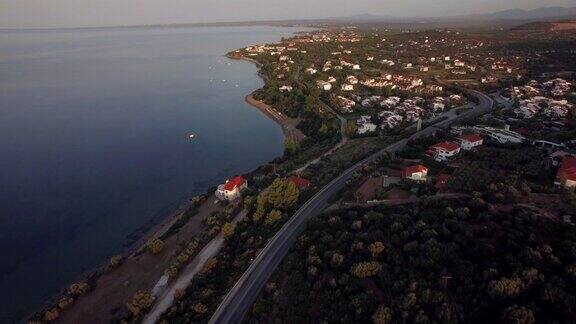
left=247, top=199, right=576, bottom=323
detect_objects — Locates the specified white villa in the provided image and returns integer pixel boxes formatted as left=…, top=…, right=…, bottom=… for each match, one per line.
left=216, top=176, right=248, bottom=201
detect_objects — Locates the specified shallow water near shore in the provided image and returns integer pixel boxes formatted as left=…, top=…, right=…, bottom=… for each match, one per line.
left=0, top=26, right=301, bottom=322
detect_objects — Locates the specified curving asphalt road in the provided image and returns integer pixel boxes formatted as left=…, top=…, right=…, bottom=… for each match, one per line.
left=208, top=90, right=493, bottom=324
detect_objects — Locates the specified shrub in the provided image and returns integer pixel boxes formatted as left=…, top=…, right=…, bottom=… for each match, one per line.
left=126, top=291, right=153, bottom=316
left=109, top=255, right=124, bottom=269
left=351, top=261, right=382, bottom=278
left=43, top=308, right=60, bottom=322
left=147, top=238, right=165, bottom=255
left=68, top=282, right=89, bottom=297
left=372, top=305, right=392, bottom=324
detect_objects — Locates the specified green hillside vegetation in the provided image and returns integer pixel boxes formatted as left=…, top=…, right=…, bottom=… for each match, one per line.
left=247, top=198, right=576, bottom=323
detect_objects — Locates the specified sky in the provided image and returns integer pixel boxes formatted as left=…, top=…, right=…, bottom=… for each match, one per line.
left=1, top=0, right=576, bottom=28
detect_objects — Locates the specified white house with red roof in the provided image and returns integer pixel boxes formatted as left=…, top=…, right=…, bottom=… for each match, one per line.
left=216, top=176, right=248, bottom=201
left=427, top=142, right=461, bottom=162
left=458, top=134, right=483, bottom=150
left=555, top=156, right=576, bottom=190
left=402, top=165, right=428, bottom=182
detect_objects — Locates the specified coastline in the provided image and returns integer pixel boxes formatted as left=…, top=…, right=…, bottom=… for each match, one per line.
left=245, top=92, right=305, bottom=143
left=33, top=47, right=297, bottom=323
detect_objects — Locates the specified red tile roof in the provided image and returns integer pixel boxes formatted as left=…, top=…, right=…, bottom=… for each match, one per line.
left=223, top=176, right=246, bottom=191
left=557, top=156, right=576, bottom=182
left=431, top=141, right=460, bottom=152
left=458, top=134, right=483, bottom=143
left=402, top=165, right=428, bottom=178
left=287, top=176, right=311, bottom=189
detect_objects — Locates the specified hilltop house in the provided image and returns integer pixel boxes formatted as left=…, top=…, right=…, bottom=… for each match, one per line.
left=458, top=134, right=483, bottom=150
left=402, top=165, right=428, bottom=182
left=216, top=176, right=248, bottom=201
left=427, top=142, right=461, bottom=162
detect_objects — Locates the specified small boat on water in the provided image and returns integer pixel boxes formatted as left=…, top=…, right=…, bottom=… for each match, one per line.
left=189, top=134, right=196, bottom=140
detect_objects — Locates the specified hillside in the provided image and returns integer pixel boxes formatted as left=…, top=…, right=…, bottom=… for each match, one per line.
left=512, top=19, right=576, bottom=32
left=247, top=199, right=576, bottom=323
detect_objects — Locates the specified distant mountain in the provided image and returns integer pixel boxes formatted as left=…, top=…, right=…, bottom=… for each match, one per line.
left=328, top=6, right=576, bottom=24
left=331, top=14, right=389, bottom=22
left=474, top=6, right=576, bottom=20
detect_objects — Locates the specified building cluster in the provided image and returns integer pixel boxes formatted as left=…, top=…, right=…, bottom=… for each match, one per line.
left=511, top=79, right=574, bottom=119
left=347, top=94, right=465, bottom=132
left=426, top=134, right=483, bottom=162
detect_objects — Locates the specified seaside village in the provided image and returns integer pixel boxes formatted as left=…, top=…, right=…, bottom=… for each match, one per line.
left=31, top=24, right=576, bottom=324
left=219, top=28, right=576, bottom=207
left=235, top=29, right=519, bottom=137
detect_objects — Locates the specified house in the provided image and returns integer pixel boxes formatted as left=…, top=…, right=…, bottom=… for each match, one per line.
left=357, top=116, right=377, bottom=134
left=216, top=176, right=248, bottom=201
left=555, top=156, right=576, bottom=190
left=305, top=67, right=318, bottom=75
left=317, top=80, right=332, bottom=91
left=427, top=142, right=461, bottom=162
left=458, top=134, right=483, bottom=150
left=341, top=84, right=354, bottom=91
left=352, top=64, right=361, bottom=70
left=279, top=85, right=293, bottom=92
left=474, top=126, right=524, bottom=144
left=402, top=165, right=428, bottom=182
left=346, top=75, right=359, bottom=84
left=286, top=175, right=311, bottom=190
left=333, top=95, right=356, bottom=113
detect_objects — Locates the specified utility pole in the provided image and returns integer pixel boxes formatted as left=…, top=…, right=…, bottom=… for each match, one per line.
left=441, top=276, right=452, bottom=289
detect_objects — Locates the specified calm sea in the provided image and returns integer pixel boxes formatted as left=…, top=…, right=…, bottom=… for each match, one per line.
left=0, top=26, right=299, bottom=322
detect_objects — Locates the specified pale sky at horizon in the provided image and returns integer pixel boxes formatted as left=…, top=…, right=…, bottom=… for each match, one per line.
left=1, top=0, right=576, bottom=28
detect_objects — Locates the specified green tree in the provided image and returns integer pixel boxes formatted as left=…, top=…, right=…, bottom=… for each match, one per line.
left=109, top=255, right=123, bottom=269
left=372, top=305, right=392, bottom=324
left=68, top=282, right=89, bottom=297
left=222, top=222, right=234, bottom=239
left=501, top=305, right=535, bottom=324
left=126, top=291, right=153, bottom=316
left=147, top=238, right=165, bottom=255
left=243, top=195, right=255, bottom=210
left=268, top=178, right=286, bottom=209
left=351, top=261, right=382, bottom=278
left=252, top=194, right=268, bottom=222
left=368, top=242, right=385, bottom=258
left=318, top=123, right=329, bottom=136
left=284, top=137, right=299, bottom=156
left=283, top=181, right=300, bottom=210
left=487, top=277, right=525, bottom=300
left=265, top=209, right=283, bottom=225
left=43, top=308, right=60, bottom=322
left=331, top=252, right=345, bottom=268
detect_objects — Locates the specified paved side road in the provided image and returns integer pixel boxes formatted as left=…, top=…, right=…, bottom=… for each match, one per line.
left=208, top=90, right=493, bottom=324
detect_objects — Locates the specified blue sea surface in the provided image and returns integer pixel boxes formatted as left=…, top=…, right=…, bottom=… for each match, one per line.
left=0, top=26, right=299, bottom=322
